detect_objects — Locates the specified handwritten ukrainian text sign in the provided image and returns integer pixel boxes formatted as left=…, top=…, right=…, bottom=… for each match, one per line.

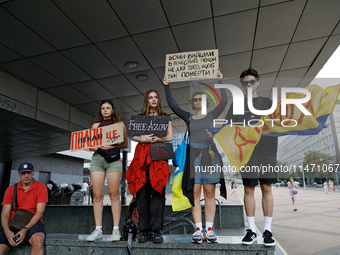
left=70, top=122, right=124, bottom=152
left=165, top=49, right=219, bottom=82
left=127, top=115, right=169, bottom=137
left=150, top=142, right=175, bottom=160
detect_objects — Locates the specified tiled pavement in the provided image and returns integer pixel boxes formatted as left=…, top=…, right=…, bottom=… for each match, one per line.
left=101, top=185, right=339, bottom=254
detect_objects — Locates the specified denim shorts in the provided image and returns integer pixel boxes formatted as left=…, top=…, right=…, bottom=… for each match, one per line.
left=90, top=152, right=122, bottom=173
left=191, top=144, right=221, bottom=184
left=0, top=221, right=46, bottom=247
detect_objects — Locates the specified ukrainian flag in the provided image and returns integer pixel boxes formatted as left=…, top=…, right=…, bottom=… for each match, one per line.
left=211, top=84, right=340, bottom=171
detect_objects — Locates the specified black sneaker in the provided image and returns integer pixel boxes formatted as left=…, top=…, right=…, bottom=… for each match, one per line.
left=153, top=230, right=164, bottom=243
left=263, top=230, right=275, bottom=246
left=138, top=231, right=150, bottom=243
left=242, top=229, right=257, bottom=245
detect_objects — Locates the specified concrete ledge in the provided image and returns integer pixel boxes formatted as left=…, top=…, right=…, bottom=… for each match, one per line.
left=43, top=204, right=244, bottom=234
left=8, top=239, right=274, bottom=255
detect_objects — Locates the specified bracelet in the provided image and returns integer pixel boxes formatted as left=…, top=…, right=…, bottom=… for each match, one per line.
left=23, top=227, right=29, bottom=232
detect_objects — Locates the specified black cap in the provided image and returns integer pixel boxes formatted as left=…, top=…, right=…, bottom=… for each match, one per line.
left=18, top=163, right=34, bottom=173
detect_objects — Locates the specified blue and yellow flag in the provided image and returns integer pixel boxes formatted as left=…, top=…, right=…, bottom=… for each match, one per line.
left=212, top=84, right=340, bottom=171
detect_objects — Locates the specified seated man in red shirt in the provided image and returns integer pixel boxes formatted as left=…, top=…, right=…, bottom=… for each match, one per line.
left=0, top=163, right=48, bottom=255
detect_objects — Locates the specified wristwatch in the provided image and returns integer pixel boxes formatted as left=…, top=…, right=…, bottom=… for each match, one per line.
left=23, top=227, right=29, bottom=232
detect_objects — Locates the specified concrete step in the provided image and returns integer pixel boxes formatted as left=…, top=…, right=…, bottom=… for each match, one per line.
left=9, top=235, right=275, bottom=255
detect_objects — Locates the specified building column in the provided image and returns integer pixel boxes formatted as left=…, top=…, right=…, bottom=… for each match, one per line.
left=0, top=161, right=12, bottom=204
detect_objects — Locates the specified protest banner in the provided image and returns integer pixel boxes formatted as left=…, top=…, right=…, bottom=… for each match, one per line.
left=70, top=122, right=124, bottom=152
left=165, top=49, right=219, bottom=82
left=150, top=142, right=175, bottom=160
left=127, top=115, right=170, bottom=137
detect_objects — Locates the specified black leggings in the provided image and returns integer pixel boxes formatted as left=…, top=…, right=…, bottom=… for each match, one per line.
left=136, top=173, right=165, bottom=232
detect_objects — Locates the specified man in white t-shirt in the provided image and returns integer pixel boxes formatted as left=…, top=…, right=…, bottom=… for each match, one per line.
left=82, top=180, right=89, bottom=204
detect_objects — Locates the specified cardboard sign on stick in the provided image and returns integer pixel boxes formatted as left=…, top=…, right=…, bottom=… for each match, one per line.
left=70, top=122, right=124, bottom=152
left=165, top=49, right=219, bottom=82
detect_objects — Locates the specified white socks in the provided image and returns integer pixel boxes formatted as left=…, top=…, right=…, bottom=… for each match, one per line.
left=206, top=222, right=214, bottom=231
left=247, top=216, right=256, bottom=233
left=263, top=216, right=272, bottom=232
left=95, top=226, right=102, bottom=231
left=195, top=222, right=202, bottom=231
left=113, top=226, right=119, bottom=231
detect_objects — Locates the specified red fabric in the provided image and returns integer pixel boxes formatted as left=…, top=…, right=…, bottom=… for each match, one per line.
left=2, top=179, right=48, bottom=222
left=126, top=143, right=169, bottom=195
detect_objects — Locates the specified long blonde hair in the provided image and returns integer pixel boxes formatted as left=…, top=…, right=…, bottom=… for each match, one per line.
left=141, top=90, right=168, bottom=116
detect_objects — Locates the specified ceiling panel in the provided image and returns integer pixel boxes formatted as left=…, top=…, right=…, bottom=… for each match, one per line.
left=219, top=51, right=252, bottom=79
left=293, top=0, right=340, bottom=42
left=0, top=7, right=55, bottom=56
left=108, top=0, right=168, bottom=34
left=281, top=37, right=328, bottom=71
left=172, top=19, right=216, bottom=52
left=43, top=85, right=93, bottom=105
left=3, top=0, right=90, bottom=49
left=154, top=67, right=191, bottom=89
left=333, top=23, right=340, bottom=35
left=215, top=10, right=257, bottom=55
left=162, top=0, right=211, bottom=26
left=73, top=102, right=99, bottom=117
left=97, top=75, right=141, bottom=97
left=112, top=98, right=136, bottom=113
left=212, top=0, right=259, bottom=16
left=61, top=45, right=120, bottom=79
left=133, top=28, right=179, bottom=68
left=125, top=70, right=164, bottom=94
left=311, top=35, right=340, bottom=67
left=251, top=44, right=289, bottom=74
left=54, top=0, right=128, bottom=42
left=29, top=52, right=92, bottom=84
left=70, top=80, right=116, bottom=101
left=260, top=0, right=290, bottom=6
left=96, top=37, right=151, bottom=74
left=255, top=0, right=306, bottom=49
left=0, top=43, right=22, bottom=63
left=166, top=86, right=191, bottom=105
left=0, top=59, right=64, bottom=89
left=120, top=94, right=145, bottom=111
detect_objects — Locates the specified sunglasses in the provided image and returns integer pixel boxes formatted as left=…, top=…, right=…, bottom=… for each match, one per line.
left=241, top=80, right=257, bottom=86
left=192, top=98, right=202, bottom=102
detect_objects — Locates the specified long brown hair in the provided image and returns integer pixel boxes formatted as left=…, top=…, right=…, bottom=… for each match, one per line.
left=142, top=90, right=168, bottom=116
left=94, top=100, right=122, bottom=123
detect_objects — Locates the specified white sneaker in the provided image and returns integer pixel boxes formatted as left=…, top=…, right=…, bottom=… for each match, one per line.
left=111, top=229, right=120, bottom=241
left=192, top=230, right=204, bottom=244
left=206, top=230, right=217, bottom=243
left=86, top=229, right=102, bottom=242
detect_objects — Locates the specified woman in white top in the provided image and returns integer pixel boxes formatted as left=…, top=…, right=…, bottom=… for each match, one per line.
left=288, top=177, right=298, bottom=211
left=323, top=180, right=328, bottom=194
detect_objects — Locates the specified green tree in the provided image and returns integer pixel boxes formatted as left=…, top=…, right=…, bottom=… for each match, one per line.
left=277, top=161, right=293, bottom=180
left=302, top=151, right=334, bottom=179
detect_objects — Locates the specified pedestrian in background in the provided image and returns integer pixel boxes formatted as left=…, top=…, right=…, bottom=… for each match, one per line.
left=288, top=177, right=298, bottom=211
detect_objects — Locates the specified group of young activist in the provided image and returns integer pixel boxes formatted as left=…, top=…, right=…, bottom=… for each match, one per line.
left=0, top=67, right=277, bottom=255
left=83, top=67, right=277, bottom=246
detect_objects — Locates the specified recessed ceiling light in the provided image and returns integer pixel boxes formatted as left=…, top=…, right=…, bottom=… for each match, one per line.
left=136, top=74, right=149, bottom=81
left=173, top=117, right=180, bottom=122
left=125, top=61, right=138, bottom=69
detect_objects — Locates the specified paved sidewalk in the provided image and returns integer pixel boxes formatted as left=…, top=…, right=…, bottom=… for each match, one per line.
left=253, top=186, right=340, bottom=255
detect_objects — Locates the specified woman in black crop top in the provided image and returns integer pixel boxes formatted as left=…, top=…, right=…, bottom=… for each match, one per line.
left=86, top=100, right=128, bottom=242
left=163, top=69, right=227, bottom=244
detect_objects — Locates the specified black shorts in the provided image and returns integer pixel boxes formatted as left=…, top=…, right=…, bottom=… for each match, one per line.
left=240, top=153, right=278, bottom=186
left=0, top=221, right=46, bottom=248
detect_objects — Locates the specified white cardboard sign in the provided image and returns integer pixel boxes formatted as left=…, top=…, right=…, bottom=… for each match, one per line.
left=165, top=49, right=219, bottom=82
